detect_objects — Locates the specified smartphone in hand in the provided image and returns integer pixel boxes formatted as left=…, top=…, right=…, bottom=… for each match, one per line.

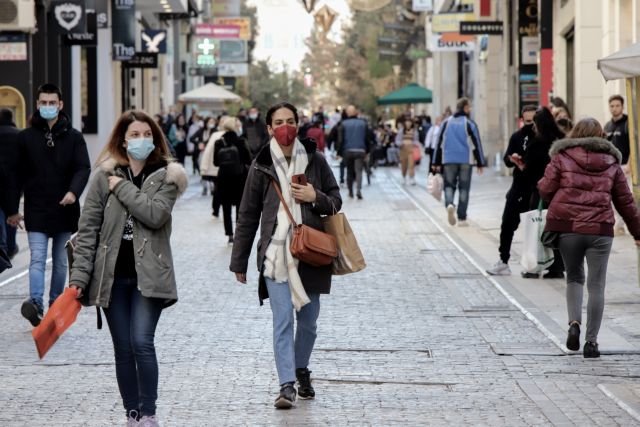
left=292, top=174, right=307, bottom=203
left=292, top=174, right=308, bottom=186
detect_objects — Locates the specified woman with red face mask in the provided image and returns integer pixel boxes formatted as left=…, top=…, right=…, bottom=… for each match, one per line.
left=229, top=101, right=342, bottom=409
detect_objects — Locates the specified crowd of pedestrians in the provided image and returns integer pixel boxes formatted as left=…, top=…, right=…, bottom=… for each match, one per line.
left=3, top=79, right=640, bottom=425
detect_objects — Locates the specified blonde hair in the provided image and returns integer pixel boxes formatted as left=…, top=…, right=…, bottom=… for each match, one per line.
left=219, top=116, right=237, bottom=132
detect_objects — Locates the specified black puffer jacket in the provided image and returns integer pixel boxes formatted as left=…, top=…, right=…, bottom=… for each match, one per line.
left=10, top=111, right=91, bottom=234
left=229, top=138, right=342, bottom=305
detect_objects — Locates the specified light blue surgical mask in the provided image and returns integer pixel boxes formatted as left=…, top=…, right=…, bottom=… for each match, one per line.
left=126, top=138, right=155, bottom=161
left=39, top=106, right=59, bottom=120
left=236, top=127, right=243, bottom=137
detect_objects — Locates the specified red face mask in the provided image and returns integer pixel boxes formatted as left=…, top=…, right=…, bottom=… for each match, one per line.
left=273, top=124, right=297, bottom=147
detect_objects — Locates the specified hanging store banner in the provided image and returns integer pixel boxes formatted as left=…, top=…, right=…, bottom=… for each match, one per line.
left=64, top=8, right=97, bottom=45
left=194, top=24, right=241, bottom=39
left=0, top=34, right=28, bottom=61
left=212, top=0, right=241, bottom=17
left=459, top=21, right=503, bottom=35
left=141, top=30, right=167, bottom=54
left=431, top=12, right=475, bottom=33
left=428, top=34, right=475, bottom=51
left=51, top=0, right=86, bottom=34
left=217, top=63, right=249, bottom=76
left=212, top=17, right=251, bottom=40
left=218, top=39, right=248, bottom=62
left=123, top=52, right=158, bottom=68
left=111, top=0, right=136, bottom=61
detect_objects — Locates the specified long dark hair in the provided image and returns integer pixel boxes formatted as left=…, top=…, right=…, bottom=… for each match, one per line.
left=97, top=110, right=173, bottom=167
left=533, top=107, right=564, bottom=142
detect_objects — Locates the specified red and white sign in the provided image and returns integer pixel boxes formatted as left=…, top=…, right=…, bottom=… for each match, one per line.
left=0, top=42, right=27, bottom=61
left=195, top=24, right=241, bottom=39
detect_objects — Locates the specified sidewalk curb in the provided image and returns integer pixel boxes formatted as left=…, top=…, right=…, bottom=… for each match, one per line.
left=386, top=171, right=570, bottom=354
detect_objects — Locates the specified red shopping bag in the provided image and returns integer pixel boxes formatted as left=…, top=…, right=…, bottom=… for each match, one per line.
left=413, top=144, right=422, bottom=163
left=31, top=287, right=81, bottom=359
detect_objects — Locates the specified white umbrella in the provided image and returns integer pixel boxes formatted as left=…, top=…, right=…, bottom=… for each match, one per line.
left=598, top=43, right=640, bottom=81
left=177, top=83, right=242, bottom=106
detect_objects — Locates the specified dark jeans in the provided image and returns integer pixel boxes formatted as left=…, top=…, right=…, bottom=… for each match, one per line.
left=0, top=208, right=7, bottom=253
left=345, top=150, right=366, bottom=194
left=222, top=202, right=238, bottom=236
left=499, top=187, right=531, bottom=263
left=339, top=159, right=346, bottom=183
left=104, top=278, right=164, bottom=417
left=443, top=164, right=472, bottom=220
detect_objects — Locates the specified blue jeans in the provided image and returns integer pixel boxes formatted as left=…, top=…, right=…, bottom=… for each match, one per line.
left=104, top=278, right=164, bottom=417
left=265, top=277, right=321, bottom=385
left=443, top=163, right=473, bottom=221
left=27, top=231, right=71, bottom=308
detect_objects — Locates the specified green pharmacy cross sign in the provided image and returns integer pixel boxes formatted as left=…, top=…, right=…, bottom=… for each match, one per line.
left=196, top=38, right=216, bottom=67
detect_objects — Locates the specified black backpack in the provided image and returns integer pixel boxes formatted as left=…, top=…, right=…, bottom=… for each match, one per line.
left=217, top=139, right=244, bottom=176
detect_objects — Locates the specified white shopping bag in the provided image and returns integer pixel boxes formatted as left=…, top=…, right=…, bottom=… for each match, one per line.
left=427, top=173, right=443, bottom=201
left=520, top=207, right=554, bottom=273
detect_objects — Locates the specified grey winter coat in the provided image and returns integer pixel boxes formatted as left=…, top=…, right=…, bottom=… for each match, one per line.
left=69, top=158, right=188, bottom=308
left=229, top=138, right=342, bottom=305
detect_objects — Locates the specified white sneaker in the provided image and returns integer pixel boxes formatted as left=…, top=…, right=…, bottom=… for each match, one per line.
left=138, top=416, right=160, bottom=427
left=487, top=261, right=511, bottom=276
left=409, top=177, right=416, bottom=186
left=446, top=204, right=456, bottom=226
left=402, top=176, right=408, bottom=185
left=457, top=220, right=469, bottom=227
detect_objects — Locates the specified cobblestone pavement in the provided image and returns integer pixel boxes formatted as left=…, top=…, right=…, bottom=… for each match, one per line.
left=1, top=164, right=640, bottom=426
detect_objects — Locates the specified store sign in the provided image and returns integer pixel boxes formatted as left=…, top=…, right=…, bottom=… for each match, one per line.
left=195, top=38, right=217, bottom=67
left=195, top=24, right=241, bottom=39
left=51, top=0, right=85, bottom=33
left=212, top=17, right=251, bottom=40
left=212, top=0, right=241, bottom=16
left=0, top=34, right=27, bottom=61
left=123, top=52, right=158, bottom=68
left=460, top=21, right=503, bottom=35
left=431, top=13, right=475, bottom=33
left=111, top=0, right=136, bottom=60
left=411, top=0, right=433, bottom=12
left=218, top=63, right=248, bottom=76
left=218, top=39, right=248, bottom=62
left=64, top=8, right=97, bottom=46
left=141, top=30, right=167, bottom=54
left=428, top=34, right=475, bottom=51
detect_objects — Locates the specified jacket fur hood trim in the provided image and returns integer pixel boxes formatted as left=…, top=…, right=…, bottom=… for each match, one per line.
left=550, top=137, right=622, bottom=164
left=98, top=158, right=188, bottom=196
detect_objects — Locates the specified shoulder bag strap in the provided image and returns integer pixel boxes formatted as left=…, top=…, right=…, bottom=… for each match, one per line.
left=270, top=180, right=298, bottom=227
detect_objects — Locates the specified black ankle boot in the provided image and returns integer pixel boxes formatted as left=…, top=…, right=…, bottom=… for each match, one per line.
left=566, top=322, right=580, bottom=351
left=583, top=341, right=600, bottom=358
left=296, top=367, right=315, bottom=400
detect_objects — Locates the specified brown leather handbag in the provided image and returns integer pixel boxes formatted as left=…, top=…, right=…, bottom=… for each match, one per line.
left=271, top=180, right=337, bottom=267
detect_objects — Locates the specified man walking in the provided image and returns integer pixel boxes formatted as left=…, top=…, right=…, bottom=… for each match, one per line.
left=244, top=106, right=269, bottom=158
left=433, top=98, right=486, bottom=226
left=0, top=109, right=20, bottom=258
left=335, top=105, right=372, bottom=199
left=604, top=95, right=631, bottom=235
left=7, top=83, right=90, bottom=326
left=487, top=105, right=537, bottom=275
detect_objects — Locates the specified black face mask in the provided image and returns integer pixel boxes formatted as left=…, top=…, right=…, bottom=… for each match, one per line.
left=522, top=123, right=534, bottom=131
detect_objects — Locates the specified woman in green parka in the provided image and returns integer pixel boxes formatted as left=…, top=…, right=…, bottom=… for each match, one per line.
left=69, top=110, right=188, bottom=427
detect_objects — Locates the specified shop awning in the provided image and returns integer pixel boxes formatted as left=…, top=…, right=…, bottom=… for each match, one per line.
left=177, top=83, right=242, bottom=106
left=598, top=43, right=640, bottom=81
left=377, top=83, right=432, bottom=105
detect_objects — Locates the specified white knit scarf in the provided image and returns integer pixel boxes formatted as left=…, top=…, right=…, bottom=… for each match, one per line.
left=263, top=138, right=310, bottom=311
